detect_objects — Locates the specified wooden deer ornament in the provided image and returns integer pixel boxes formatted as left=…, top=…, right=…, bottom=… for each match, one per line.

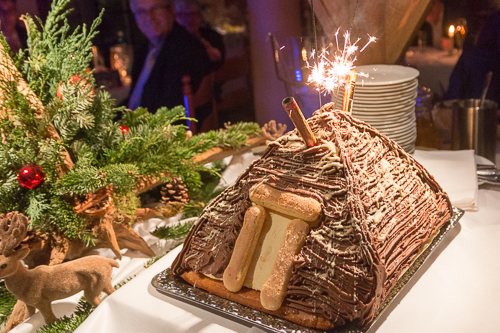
left=0, top=212, right=119, bottom=324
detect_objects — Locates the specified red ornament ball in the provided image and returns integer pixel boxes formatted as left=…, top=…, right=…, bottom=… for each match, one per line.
left=120, top=125, right=130, bottom=134
left=17, top=165, right=46, bottom=189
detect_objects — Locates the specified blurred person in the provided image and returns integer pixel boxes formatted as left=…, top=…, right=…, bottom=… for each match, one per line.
left=174, top=0, right=225, bottom=72
left=445, top=9, right=500, bottom=105
left=127, top=0, right=212, bottom=126
left=0, top=0, right=27, bottom=54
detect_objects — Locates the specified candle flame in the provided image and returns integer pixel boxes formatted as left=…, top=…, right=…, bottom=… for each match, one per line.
left=449, top=25, right=455, bottom=35
left=307, top=31, right=376, bottom=95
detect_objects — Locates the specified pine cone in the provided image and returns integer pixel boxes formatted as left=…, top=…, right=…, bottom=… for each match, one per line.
left=160, top=178, right=189, bottom=204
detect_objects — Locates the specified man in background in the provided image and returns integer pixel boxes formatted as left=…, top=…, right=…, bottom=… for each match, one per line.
left=128, top=0, right=211, bottom=121
left=174, top=0, right=225, bottom=73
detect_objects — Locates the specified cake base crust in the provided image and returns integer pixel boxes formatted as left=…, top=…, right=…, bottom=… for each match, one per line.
left=180, top=270, right=335, bottom=330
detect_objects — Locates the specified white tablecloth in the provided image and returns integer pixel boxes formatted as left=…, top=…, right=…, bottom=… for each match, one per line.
left=9, top=150, right=500, bottom=333
left=76, top=189, right=500, bottom=333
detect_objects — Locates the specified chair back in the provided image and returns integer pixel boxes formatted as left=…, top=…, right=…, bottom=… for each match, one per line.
left=182, top=75, right=197, bottom=134
left=183, top=74, right=218, bottom=133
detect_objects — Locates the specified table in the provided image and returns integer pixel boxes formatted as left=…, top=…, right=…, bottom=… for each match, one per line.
left=404, top=46, right=461, bottom=98
left=8, top=150, right=500, bottom=333
left=81, top=150, right=500, bottom=333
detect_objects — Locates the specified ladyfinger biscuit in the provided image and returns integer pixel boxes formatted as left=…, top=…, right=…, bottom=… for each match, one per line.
left=249, top=183, right=321, bottom=222
left=223, top=205, right=266, bottom=292
left=260, top=219, right=309, bottom=311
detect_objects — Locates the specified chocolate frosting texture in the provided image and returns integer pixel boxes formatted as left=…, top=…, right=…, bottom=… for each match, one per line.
left=171, top=103, right=452, bottom=328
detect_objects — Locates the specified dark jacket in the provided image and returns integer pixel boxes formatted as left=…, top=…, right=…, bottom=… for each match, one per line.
left=445, top=48, right=500, bottom=105
left=445, top=10, right=500, bottom=105
left=129, top=22, right=211, bottom=113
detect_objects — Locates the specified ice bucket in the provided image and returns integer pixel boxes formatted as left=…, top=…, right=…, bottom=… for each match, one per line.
left=452, top=99, right=498, bottom=163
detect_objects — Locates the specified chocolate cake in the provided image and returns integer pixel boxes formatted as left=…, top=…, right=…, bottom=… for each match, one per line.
left=171, top=102, right=452, bottom=330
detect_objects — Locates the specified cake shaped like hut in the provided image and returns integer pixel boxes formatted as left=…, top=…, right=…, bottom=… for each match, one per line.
left=171, top=102, right=452, bottom=330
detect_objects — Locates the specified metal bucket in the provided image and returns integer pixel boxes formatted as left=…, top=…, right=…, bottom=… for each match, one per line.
left=452, top=99, right=498, bottom=162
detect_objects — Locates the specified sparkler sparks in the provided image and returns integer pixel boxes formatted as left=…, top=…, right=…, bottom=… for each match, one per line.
left=308, top=31, right=376, bottom=94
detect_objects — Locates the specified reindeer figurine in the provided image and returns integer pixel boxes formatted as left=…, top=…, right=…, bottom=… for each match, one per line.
left=0, top=212, right=119, bottom=324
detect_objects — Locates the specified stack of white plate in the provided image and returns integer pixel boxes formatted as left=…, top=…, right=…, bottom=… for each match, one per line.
left=333, top=64, right=419, bottom=153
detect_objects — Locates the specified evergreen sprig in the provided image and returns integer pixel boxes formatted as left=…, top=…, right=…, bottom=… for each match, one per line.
left=36, top=298, right=94, bottom=333
left=143, top=254, right=166, bottom=269
left=21, top=0, right=103, bottom=105
left=212, top=121, right=262, bottom=147
left=152, top=220, right=195, bottom=240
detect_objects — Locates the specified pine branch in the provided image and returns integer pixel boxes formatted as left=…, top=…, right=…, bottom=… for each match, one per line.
left=56, top=166, right=105, bottom=196
left=152, top=220, right=194, bottom=240
left=211, top=122, right=262, bottom=148
left=36, top=297, right=94, bottom=333
left=22, top=0, right=104, bottom=104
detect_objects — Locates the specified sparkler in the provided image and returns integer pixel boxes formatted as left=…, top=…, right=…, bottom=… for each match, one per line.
left=307, top=30, right=376, bottom=111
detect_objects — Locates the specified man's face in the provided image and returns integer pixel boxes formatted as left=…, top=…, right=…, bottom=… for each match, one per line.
left=131, top=0, right=175, bottom=45
left=175, top=4, right=202, bottom=35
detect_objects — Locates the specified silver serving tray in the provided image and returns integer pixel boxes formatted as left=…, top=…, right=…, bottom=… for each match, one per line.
left=152, top=207, right=464, bottom=333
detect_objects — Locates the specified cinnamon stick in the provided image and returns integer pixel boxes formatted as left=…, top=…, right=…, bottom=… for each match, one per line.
left=282, top=97, right=316, bottom=147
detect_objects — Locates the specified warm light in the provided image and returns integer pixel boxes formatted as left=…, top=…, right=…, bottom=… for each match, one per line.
left=23, top=169, right=29, bottom=174
left=301, top=47, right=307, bottom=62
left=448, top=25, right=455, bottom=36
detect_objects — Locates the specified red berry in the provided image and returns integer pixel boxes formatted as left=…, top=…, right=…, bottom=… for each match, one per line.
left=120, top=125, right=130, bottom=134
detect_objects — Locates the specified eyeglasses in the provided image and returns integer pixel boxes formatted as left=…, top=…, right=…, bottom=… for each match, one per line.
left=133, top=5, right=168, bottom=19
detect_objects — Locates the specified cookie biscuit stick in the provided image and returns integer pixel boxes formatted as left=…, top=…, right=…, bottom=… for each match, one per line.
left=260, top=219, right=309, bottom=310
left=223, top=205, right=266, bottom=292
left=249, top=183, right=321, bottom=222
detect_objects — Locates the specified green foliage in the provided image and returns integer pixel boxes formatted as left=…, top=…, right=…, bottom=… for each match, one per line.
left=0, top=0, right=260, bottom=248
left=152, top=220, right=195, bottom=240
left=210, top=122, right=262, bottom=147
left=36, top=298, right=94, bottom=333
left=182, top=160, right=226, bottom=218
left=143, top=254, right=166, bottom=269
left=22, top=0, right=103, bottom=105
left=0, top=280, right=17, bottom=326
